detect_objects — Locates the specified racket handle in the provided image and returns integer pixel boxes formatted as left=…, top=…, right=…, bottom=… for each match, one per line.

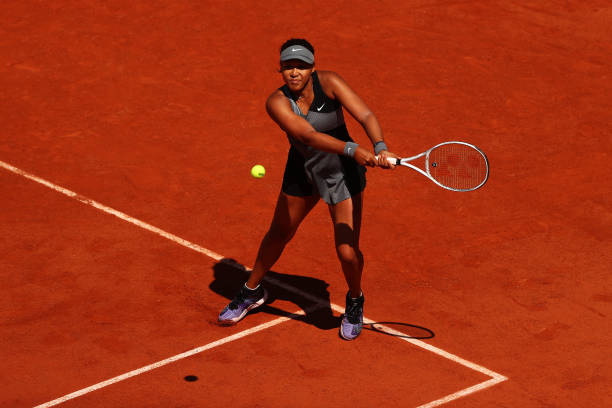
left=375, top=155, right=399, bottom=165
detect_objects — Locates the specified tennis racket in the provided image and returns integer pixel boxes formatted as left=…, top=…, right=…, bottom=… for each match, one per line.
left=380, top=141, right=489, bottom=191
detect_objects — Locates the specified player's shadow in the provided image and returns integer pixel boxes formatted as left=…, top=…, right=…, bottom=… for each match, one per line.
left=209, top=258, right=340, bottom=330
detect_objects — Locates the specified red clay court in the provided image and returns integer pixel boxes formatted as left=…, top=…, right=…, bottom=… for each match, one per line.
left=1, top=1, right=610, bottom=407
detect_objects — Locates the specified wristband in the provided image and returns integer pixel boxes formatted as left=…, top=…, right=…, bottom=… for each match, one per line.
left=374, top=141, right=388, bottom=155
left=343, top=142, right=359, bottom=157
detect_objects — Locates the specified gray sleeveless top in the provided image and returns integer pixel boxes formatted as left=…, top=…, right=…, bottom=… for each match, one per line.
left=280, top=72, right=363, bottom=204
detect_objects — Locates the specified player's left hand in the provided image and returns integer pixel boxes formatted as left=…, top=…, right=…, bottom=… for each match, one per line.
left=376, top=150, right=399, bottom=169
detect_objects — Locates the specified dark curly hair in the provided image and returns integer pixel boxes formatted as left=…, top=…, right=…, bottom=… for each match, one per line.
left=280, top=38, right=315, bottom=55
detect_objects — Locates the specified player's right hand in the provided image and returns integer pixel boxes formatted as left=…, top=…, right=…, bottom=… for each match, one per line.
left=376, top=150, right=399, bottom=169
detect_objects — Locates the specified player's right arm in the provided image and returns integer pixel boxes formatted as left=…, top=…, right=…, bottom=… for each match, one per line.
left=265, top=91, right=376, bottom=167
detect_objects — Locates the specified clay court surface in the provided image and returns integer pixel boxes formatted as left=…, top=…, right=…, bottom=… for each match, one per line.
left=1, top=1, right=611, bottom=407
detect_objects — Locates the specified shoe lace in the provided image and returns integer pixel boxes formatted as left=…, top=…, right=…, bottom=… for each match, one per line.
left=228, top=291, right=247, bottom=310
left=345, top=298, right=363, bottom=324
left=228, top=287, right=260, bottom=310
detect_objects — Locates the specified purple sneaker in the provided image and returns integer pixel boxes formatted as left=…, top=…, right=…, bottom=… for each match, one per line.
left=339, top=292, right=364, bottom=340
left=218, top=284, right=268, bottom=326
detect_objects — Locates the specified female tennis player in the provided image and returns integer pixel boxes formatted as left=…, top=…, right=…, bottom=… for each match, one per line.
left=218, top=39, right=397, bottom=340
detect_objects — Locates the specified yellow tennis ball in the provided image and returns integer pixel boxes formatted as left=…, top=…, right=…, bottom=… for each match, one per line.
left=251, top=164, right=265, bottom=178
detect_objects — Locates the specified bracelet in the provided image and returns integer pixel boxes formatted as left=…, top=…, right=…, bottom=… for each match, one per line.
left=343, top=142, right=359, bottom=157
left=374, top=141, right=388, bottom=155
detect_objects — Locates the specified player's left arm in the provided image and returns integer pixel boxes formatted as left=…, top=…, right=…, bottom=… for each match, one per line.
left=320, top=71, right=398, bottom=168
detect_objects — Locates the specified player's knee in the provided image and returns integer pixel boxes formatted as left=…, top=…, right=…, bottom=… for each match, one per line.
left=336, top=243, right=358, bottom=265
left=267, top=223, right=296, bottom=245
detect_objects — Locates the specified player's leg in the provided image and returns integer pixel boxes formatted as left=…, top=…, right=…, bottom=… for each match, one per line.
left=352, top=192, right=364, bottom=288
left=328, top=193, right=363, bottom=297
left=218, top=192, right=319, bottom=325
left=247, top=192, right=319, bottom=288
left=328, top=193, right=365, bottom=340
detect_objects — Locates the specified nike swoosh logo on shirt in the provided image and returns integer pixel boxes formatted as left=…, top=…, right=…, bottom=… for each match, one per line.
left=316, top=103, right=325, bottom=111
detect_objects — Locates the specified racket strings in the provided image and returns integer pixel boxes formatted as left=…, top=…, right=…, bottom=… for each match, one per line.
left=428, top=144, right=488, bottom=191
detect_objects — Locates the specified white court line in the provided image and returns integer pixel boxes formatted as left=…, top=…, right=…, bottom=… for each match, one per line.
left=0, top=160, right=225, bottom=262
left=0, top=160, right=507, bottom=407
left=33, top=315, right=295, bottom=408
left=417, top=377, right=506, bottom=408
left=358, top=319, right=507, bottom=408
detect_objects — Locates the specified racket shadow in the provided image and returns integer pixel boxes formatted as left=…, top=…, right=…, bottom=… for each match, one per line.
left=363, top=322, right=435, bottom=339
left=209, top=258, right=340, bottom=330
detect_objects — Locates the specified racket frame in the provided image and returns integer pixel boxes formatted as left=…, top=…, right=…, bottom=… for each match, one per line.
left=389, top=141, right=489, bottom=192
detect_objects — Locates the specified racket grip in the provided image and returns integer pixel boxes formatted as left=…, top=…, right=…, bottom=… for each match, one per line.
left=375, top=155, right=399, bottom=165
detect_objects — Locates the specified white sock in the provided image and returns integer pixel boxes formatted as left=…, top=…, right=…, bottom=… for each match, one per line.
left=245, top=283, right=260, bottom=291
